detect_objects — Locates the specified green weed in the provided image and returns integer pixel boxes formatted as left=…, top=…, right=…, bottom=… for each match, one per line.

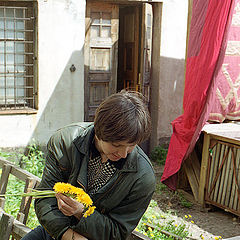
left=155, top=182, right=167, bottom=194
left=1, top=144, right=45, bottom=229
left=178, top=193, right=193, bottom=208
left=136, top=200, right=189, bottom=239
left=19, top=143, right=45, bottom=178
left=150, top=145, right=168, bottom=165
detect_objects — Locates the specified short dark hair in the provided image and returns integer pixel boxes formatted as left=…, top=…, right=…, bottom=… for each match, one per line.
left=94, top=90, right=151, bottom=144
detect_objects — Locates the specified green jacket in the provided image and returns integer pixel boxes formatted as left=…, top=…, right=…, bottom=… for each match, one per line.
left=35, top=122, right=156, bottom=240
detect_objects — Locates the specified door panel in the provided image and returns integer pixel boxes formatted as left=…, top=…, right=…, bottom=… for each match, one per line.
left=90, top=48, right=111, bottom=71
left=85, top=2, right=119, bottom=121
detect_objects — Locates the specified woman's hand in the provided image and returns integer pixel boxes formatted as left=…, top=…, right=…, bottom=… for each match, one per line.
left=56, top=193, right=84, bottom=220
left=62, top=228, right=88, bottom=240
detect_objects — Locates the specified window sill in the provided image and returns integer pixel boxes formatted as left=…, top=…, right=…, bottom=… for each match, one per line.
left=0, top=108, right=38, bottom=115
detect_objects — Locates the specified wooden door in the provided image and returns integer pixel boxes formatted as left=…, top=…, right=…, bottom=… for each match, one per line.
left=84, top=2, right=119, bottom=121
left=121, top=7, right=139, bottom=91
left=140, top=3, right=153, bottom=103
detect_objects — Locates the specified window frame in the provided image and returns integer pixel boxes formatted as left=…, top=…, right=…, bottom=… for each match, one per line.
left=0, top=0, right=38, bottom=114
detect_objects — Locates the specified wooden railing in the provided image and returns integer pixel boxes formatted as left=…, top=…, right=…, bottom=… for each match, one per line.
left=0, top=157, right=150, bottom=240
left=0, top=157, right=41, bottom=240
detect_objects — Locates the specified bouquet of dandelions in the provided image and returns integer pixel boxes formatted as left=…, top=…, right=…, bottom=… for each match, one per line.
left=0, top=182, right=96, bottom=218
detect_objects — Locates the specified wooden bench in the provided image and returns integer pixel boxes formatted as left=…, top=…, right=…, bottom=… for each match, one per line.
left=182, top=123, right=240, bottom=217
left=0, top=157, right=150, bottom=240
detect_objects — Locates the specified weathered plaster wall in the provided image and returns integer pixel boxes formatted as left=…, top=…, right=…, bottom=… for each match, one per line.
left=0, top=0, right=85, bottom=147
left=158, top=0, right=188, bottom=145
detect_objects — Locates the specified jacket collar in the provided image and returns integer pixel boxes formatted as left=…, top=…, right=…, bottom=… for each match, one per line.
left=73, top=124, right=138, bottom=173
left=120, top=148, right=138, bottom=172
left=73, top=123, right=94, bottom=156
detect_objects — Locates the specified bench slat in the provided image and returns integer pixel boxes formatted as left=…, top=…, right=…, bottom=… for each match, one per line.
left=0, top=164, right=12, bottom=195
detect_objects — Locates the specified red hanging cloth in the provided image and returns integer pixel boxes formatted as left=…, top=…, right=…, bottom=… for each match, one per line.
left=161, top=0, right=235, bottom=190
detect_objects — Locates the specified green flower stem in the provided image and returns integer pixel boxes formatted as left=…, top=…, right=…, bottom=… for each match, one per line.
left=0, top=190, right=56, bottom=198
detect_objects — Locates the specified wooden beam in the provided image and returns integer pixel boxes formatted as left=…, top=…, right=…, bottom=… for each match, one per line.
left=0, top=212, right=14, bottom=240
left=0, top=158, right=41, bottom=183
left=149, top=2, right=162, bottom=151
left=0, top=164, right=12, bottom=195
left=127, top=230, right=151, bottom=240
left=12, top=221, right=32, bottom=240
left=18, top=177, right=38, bottom=224
left=183, top=149, right=201, bottom=201
left=0, top=210, right=31, bottom=240
left=198, top=133, right=211, bottom=205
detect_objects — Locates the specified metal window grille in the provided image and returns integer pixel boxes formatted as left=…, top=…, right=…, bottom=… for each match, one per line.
left=0, top=3, right=36, bottom=110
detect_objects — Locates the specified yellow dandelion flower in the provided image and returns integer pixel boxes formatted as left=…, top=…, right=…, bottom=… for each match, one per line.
left=152, top=215, right=156, bottom=219
left=150, top=233, right=154, bottom=237
left=148, top=227, right=153, bottom=232
left=75, top=188, right=85, bottom=196
left=83, top=206, right=96, bottom=218
left=143, top=232, right=147, bottom=236
left=77, top=193, right=93, bottom=206
left=53, top=182, right=95, bottom=218
left=135, top=228, right=139, bottom=232
left=185, top=215, right=188, bottom=219
left=54, top=182, right=72, bottom=193
left=1, top=182, right=95, bottom=219
left=200, top=235, right=204, bottom=239
left=68, top=186, right=79, bottom=195
left=148, top=219, right=152, bottom=223
left=175, top=224, right=178, bottom=227
left=188, top=215, right=192, bottom=218
left=191, top=220, right=194, bottom=224
left=143, top=223, right=147, bottom=225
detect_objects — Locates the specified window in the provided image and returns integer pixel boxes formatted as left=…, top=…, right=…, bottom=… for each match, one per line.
left=0, top=1, right=37, bottom=112
left=90, top=12, right=111, bottom=39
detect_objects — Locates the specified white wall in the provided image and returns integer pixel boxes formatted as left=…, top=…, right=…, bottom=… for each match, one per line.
left=0, top=0, right=188, bottom=148
left=0, top=0, right=86, bottom=147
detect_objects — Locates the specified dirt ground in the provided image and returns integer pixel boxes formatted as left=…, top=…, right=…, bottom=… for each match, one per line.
left=152, top=163, right=240, bottom=240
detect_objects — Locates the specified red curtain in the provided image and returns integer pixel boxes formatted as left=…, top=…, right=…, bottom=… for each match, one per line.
left=209, top=1, right=240, bottom=123
left=161, top=0, right=235, bottom=190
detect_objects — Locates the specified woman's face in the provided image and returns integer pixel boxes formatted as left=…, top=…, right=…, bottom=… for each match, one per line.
left=95, top=137, right=137, bottom=162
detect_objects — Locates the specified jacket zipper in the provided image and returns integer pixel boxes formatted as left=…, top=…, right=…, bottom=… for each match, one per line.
left=77, top=180, right=87, bottom=192
left=94, top=173, right=124, bottom=206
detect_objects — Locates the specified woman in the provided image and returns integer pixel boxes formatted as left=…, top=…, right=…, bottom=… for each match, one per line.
left=22, top=90, right=156, bottom=240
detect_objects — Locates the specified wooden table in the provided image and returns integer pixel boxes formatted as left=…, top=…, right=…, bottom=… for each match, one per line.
left=199, top=123, right=240, bottom=216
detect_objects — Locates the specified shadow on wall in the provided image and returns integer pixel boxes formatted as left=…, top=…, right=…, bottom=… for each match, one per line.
left=151, top=55, right=185, bottom=149
left=30, top=48, right=84, bottom=146
left=28, top=53, right=185, bottom=152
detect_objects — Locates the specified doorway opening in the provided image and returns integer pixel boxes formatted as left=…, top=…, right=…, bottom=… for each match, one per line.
left=84, top=2, right=152, bottom=121
left=117, top=5, right=141, bottom=92
left=117, top=4, right=152, bottom=104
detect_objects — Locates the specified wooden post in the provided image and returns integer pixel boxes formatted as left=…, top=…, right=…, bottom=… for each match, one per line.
left=0, top=164, right=12, bottom=194
left=149, top=2, right=162, bottom=152
left=17, top=177, right=37, bottom=224
left=184, top=149, right=201, bottom=201
left=0, top=164, right=12, bottom=210
left=198, top=133, right=210, bottom=205
left=0, top=198, right=5, bottom=209
left=0, top=212, right=14, bottom=240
